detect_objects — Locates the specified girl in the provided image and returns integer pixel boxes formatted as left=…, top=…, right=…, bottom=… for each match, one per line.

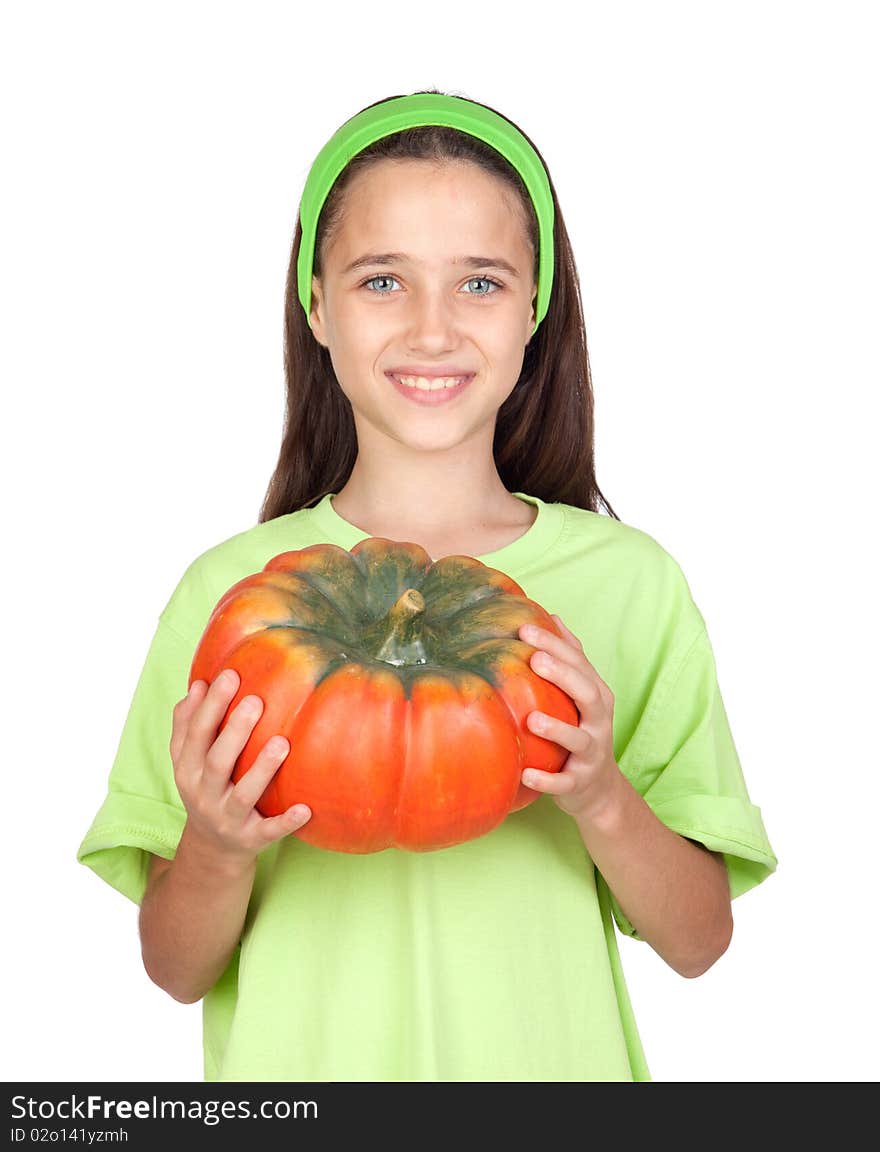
left=78, top=87, right=778, bottom=1082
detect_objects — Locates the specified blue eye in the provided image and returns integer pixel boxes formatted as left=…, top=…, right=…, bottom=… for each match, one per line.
left=358, top=274, right=503, bottom=296
left=360, top=275, right=399, bottom=293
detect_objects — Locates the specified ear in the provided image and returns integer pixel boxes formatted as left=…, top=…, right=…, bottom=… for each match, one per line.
left=309, top=275, right=328, bottom=348
left=526, top=285, right=538, bottom=342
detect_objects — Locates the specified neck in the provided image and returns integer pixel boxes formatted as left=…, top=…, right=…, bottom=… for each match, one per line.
left=331, top=433, right=520, bottom=537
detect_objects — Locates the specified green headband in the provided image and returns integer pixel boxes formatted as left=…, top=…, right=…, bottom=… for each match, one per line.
left=297, top=93, right=555, bottom=337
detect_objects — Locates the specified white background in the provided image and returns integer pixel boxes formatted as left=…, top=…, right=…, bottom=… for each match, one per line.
left=3, top=0, right=878, bottom=1083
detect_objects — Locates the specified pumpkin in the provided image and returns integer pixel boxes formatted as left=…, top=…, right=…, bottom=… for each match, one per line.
left=188, top=537, right=579, bottom=853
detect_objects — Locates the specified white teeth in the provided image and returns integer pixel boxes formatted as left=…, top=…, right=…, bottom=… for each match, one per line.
left=393, top=374, right=467, bottom=391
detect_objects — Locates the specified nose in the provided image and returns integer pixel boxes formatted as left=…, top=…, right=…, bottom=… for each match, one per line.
left=404, top=286, right=459, bottom=348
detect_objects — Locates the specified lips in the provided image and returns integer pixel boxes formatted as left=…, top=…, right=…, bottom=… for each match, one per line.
left=387, top=366, right=476, bottom=378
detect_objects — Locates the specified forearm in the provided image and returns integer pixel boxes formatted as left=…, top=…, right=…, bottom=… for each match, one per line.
left=138, top=823, right=256, bottom=1004
left=577, top=769, right=733, bottom=977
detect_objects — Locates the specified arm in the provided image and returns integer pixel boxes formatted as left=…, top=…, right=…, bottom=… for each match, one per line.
left=139, top=833, right=257, bottom=1004
left=518, top=616, right=732, bottom=979
left=139, top=670, right=311, bottom=1004
left=574, top=775, right=732, bottom=977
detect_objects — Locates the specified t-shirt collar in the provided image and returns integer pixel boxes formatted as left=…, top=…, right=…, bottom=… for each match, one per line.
left=307, top=490, right=563, bottom=576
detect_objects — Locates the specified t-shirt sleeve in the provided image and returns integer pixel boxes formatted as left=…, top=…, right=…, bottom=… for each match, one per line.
left=608, top=623, right=778, bottom=940
left=76, top=573, right=204, bottom=907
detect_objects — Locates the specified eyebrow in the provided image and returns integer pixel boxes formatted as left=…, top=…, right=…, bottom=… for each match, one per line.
left=342, top=252, right=520, bottom=278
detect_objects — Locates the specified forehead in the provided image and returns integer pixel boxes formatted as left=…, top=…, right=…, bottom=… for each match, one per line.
left=330, top=158, right=530, bottom=260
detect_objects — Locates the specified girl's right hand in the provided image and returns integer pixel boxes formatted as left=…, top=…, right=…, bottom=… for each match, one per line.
left=170, top=667, right=311, bottom=866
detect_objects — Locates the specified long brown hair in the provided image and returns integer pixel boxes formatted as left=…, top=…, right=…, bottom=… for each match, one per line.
left=258, top=87, right=620, bottom=524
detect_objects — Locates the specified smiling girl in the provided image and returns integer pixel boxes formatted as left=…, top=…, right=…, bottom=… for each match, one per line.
left=78, top=88, right=777, bottom=1082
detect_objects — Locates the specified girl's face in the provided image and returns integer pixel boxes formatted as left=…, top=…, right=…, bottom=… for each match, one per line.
left=309, top=158, right=537, bottom=451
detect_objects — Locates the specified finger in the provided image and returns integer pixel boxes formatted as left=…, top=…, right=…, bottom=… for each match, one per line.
left=518, top=622, right=582, bottom=667
left=550, top=615, right=604, bottom=683
left=521, top=766, right=578, bottom=796
left=551, top=612, right=575, bottom=637
left=171, top=672, right=215, bottom=792
left=527, top=648, right=600, bottom=712
left=171, top=679, right=209, bottom=784
left=255, top=803, right=313, bottom=847
left=552, top=615, right=587, bottom=652
left=525, top=709, right=584, bottom=751
left=183, top=668, right=243, bottom=766
left=226, top=734, right=291, bottom=814
left=201, top=689, right=265, bottom=803
left=545, top=620, right=615, bottom=709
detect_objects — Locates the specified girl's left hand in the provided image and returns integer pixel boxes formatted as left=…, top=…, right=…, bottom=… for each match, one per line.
left=518, top=613, right=621, bottom=821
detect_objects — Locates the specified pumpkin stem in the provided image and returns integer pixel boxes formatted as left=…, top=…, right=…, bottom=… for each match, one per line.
left=371, top=588, right=429, bottom=666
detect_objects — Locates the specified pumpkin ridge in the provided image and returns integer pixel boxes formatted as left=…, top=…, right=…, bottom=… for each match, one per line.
left=391, top=689, right=413, bottom=844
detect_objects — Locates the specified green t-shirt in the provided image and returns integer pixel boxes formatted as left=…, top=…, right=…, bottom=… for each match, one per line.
left=77, top=491, right=777, bottom=1082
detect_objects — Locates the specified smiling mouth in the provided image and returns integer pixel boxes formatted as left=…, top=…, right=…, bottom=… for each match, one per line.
left=388, top=373, right=474, bottom=391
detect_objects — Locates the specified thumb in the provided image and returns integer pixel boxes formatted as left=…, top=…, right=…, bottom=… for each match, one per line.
left=259, top=804, right=312, bottom=844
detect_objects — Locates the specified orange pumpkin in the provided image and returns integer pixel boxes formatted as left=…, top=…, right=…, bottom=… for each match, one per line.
left=189, top=537, right=579, bottom=853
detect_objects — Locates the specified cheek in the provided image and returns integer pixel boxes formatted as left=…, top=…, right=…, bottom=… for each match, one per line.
left=486, top=334, right=530, bottom=388
left=327, top=313, right=386, bottom=371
